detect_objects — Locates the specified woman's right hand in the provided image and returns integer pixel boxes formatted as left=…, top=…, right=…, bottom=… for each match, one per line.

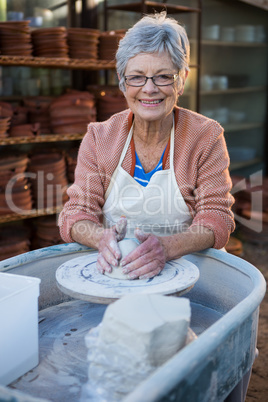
left=96, top=216, right=127, bottom=274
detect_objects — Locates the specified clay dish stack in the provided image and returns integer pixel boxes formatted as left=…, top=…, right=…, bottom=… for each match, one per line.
left=31, top=27, right=69, bottom=58
left=97, top=91, right=127, bottom=121
left=0, top=116, right=11, bottom=138
left=0, top=101, right=13, bottom=119
left=32, top=215, right=64, bottom=249
left=28, top=152, right=69, bottom=209
left=98, top=30, right=125, bottom=61
left=67, top=28, right=100, bottom=60
left=50, top=90, right=96, bottom=134
left=10, top=106, right=28, bottom=126
left=23, top=97, right=52, bottom=134
left=0, top=155, right=32, bottom=215
left=9, top=123, right=41, bottom=138
left=0, top=20, right=33, bottom=56
left=231, top=174, right=251, bottom=214
left=66, top=148, right=78, bottom=183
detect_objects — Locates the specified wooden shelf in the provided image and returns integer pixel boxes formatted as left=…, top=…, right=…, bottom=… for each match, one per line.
left=0, top=133, right=84, bottom=146
left=202, top=39, right=267, bottom=47
left=201, top=86, right=266, bottom=96
left=230, top=157, right=262, bottom=171
left=0, top=206, right=63, bottom=224
left=0, top=56, right=116, bottom=70
left=106, top=1, right=201, bottom=14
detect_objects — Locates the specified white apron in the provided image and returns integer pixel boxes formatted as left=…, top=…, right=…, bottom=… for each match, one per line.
left=102, top=122, right=193, bottom=238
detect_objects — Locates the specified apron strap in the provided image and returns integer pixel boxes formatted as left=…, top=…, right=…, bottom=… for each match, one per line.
left=104, top=117, right=174, bottom=200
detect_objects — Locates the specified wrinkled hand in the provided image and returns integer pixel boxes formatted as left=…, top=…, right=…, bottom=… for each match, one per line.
left=96, top=216, right=127, bottom=274
left=121, top=228, right=167, bottom=279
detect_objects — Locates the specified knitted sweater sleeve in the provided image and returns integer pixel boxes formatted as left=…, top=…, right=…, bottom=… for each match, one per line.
left=189, top=120, right=235, bottom=249
left=58, top=124, right=105, bottom=243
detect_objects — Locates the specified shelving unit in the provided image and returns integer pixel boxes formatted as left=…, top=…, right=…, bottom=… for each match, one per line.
left=200, top=0, right=268, bottom=175
left=0, top=56, right=115, bottom=70
left=104, top=0, right=201, bottom=17
left=0, top=133, right=84, bottom=146
left=103, top=0, right=202, bottom=111
left=0, top=206, right=62, bottom=225
left=0, top=0, right=267, bottom=248
left=0, top=58, right=115, bottom=227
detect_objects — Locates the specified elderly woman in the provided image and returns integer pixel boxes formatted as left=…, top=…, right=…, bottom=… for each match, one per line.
left=58, top=12, right=235, bottom=279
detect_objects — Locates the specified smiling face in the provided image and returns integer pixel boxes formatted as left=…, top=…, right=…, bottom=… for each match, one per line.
left=123, top=52, right=181, bottom=125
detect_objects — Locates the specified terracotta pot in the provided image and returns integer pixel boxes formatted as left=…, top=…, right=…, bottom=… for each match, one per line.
left=0, top=155, right=29, bottom=173
left=67, top=27, right=100, bottom=36
left=9, top=123, right=41, bottom=138
left=31, top=27, right=67, bottom=35
left=51, top=122, right=90, bottom=134
left=0, top=102, right=13, bottom=118
left=50, top=105, right=95, bottom=119
left=0, top=238, right=30, bottom=254
left=50, top=92, right=94, bottom=108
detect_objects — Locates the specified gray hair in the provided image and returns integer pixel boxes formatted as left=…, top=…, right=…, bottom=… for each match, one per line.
left=116, top=12, right=190, bottom=92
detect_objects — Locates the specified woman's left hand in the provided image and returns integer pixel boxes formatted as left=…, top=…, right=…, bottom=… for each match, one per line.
left=121, top=228, right=167, bottom=279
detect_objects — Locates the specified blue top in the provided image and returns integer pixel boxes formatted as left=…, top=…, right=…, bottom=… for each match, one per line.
left=134, top=147, right=166, bottom=187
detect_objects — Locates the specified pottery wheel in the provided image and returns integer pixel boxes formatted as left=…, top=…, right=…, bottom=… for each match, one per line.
left=56, top=252, right=199, bottom=304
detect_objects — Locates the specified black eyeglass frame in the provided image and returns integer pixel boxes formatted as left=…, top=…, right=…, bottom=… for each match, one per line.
left=124, top=73, right=180, bottom=87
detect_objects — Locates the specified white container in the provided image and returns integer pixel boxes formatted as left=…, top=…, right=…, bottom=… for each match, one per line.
left=202, top=25, right=220, bottom=40
left=0, top=272, right=40, bottom=386
left=235, top=25, right=255, bottom=42
left=221, top=27, right=235, bottom=42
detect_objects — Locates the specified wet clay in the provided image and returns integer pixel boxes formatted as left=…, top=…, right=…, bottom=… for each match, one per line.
left=104, top=238, right=139, bottom=280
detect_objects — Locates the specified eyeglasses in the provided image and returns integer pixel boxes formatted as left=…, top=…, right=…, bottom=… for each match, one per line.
left=124, top=74, right=179, bottom=87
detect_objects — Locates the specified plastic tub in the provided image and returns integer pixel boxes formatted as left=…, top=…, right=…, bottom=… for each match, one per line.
left=0, top=272, right=40, bottom=385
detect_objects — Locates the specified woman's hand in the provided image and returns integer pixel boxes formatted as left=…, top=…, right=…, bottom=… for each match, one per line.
left=121, top=228, right=167, bottom=279
left=96, top=216, right=127, bottom=274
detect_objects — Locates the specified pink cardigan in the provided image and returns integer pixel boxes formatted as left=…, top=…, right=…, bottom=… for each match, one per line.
left=58, top=106, right=235, bottom=249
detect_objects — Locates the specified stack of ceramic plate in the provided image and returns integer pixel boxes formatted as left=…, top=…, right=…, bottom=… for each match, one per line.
left=23, top=97, right=52, bottom=134
left=0, top=224, right=31, bottom=261
left=231, top=175, right=268, bottom=215
left=11, top=106, right=28, bottom=126
left=9, top=123, right=41, bottom=137
left=0, top=101, right=13, bottom=119
left=97, top=91, right=127, bottom=121
left=231, top=175, right=251, bottom=214
left=98, top=30, right=125, bottom=60
left=0, top=20, right=33, bottom=56
left=32, top=215, right=64, bottom=249
left=0, top=117, right=11, bottom=138
left=31, top=27, right=69, bottom=58
left=0, top=155, right=32, bottom=215
left=28, top=152, right=69, bottom=209
left=66, top=148, right=78, bottom=183
left=49, top=90, right=96, bottom=134
left=67, top=28, right=100, bottom=60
